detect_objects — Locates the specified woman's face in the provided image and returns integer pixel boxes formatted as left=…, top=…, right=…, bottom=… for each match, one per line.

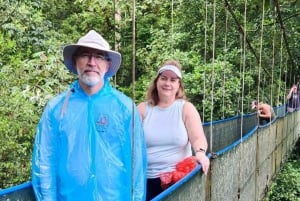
left=293, top=86, right=298, bottom=92
left=156, top=70, right=180, bottom=99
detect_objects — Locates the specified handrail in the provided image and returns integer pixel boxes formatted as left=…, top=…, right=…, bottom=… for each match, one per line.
left=0, top=104, right=299, bottom=201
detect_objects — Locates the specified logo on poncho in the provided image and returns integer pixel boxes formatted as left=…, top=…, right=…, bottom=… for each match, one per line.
left=96, top=115, right=108, bottom=132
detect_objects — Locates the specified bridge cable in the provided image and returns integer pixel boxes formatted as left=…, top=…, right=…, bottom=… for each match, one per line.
left=202, top=0, right=208, bottom=123
left=237, top=0, right=248, bottom=199
left=271, top=2, right=277, bottom=109
left=209, top=0, right=217, bottom=156
left=255, top=1, right=265, bottom=200
left=222, top=6, right=229, bottom=120
left=171, top=0, right=174, bottom=56
left=257, top=0, right=265, bottom=113
left=131, top=0, right=136, bottom=199
left=279, top=29, right=286, bottom=106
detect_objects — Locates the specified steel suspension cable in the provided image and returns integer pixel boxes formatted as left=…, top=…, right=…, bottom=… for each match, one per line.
left=237, top=1, right=248, bottom=199
left=257, top=0, right=265, bottom=106
left=202, top=0, right=209, bottom=123
left=113, top=0, right=116, bottom=86
left=279, top=30, right=286, bottom=105
left=241, top=0, right=247, bottom=140
left=255, top=1, right=265, bottom=200
left=171, top=0, right=174, bottom=55
left=222, top=7, right=228, bottom=119
left=271, top=3, right=277, bottom=108
left=284, top=56, right=288, bottom=103
left=238, top=33, right=243, bottom=115
left=131, top=0, right=136, bottom=199
left=209, top=0, right=216, bottom=153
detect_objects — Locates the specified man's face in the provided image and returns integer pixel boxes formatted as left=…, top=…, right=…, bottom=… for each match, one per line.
left=75, top=47, right=110, bottom=87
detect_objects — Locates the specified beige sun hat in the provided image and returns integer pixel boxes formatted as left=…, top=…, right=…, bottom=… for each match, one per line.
left=63, top=30, right=121, bottom=78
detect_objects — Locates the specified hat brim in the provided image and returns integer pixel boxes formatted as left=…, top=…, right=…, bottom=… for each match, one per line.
left=158, top=65, right=182, bottom=79
left=63, top=44, right=121, bottom=78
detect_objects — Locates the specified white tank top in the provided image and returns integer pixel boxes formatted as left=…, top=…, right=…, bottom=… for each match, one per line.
left=144, top=99, right=192, bottom=178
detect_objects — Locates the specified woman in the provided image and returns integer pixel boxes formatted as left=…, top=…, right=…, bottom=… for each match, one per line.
left=287, top=84, right=300, bottom=112
left=137, top=59, right=210, bottom=201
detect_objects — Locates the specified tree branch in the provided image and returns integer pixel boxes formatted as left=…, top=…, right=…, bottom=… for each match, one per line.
left=224, top=0, right=272, bottom=79
left=272, top=0, right=297, bottom=70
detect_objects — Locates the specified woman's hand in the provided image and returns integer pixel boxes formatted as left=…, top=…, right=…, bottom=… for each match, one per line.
left=195, top=152, right=210, bottom=175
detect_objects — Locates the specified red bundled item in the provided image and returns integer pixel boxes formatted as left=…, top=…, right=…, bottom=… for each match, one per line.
left=160, top=172, right=173, bottom=190
left=160, top=156, right=197, bottom=189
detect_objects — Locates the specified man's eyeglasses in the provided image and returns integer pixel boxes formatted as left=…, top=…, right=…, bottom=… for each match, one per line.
left=77, top=53, right=110, bottom=62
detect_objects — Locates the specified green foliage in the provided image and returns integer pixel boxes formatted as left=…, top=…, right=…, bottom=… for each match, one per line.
left=264, top=142, right=300, bottom=201
left=0, top=50, right=73, bottom=188
left=0, top=0, right=299, bottom=189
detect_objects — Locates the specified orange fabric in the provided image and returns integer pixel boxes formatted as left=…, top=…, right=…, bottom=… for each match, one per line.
left=160, top=156, right=197, bottom=189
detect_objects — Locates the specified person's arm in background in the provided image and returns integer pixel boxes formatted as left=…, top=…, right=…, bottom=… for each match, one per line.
left=183, top=101, right=210, bottom=175
left=287, top=86, right=296, bottom=100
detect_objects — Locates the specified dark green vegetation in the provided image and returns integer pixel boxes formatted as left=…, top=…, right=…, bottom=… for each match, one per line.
left=0, top=0, right=299, bottom=189
left=264, top=139, right=300, bottom=201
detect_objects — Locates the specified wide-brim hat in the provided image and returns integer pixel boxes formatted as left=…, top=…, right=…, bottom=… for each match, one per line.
left=63, top=30, right=121, bottom=78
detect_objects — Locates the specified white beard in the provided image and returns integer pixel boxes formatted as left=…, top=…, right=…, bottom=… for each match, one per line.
left=78, top=72, right=105, bottom=87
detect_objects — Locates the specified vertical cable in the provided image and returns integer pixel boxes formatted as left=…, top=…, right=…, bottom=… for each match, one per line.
left=202, top=1, right=208, bottom=123
left=222, top=8, right=228, bottom=119
left=113, top=0, right=117, bottom=86
left=131, top=0, right=136, bottom=200
left=280, top=31, right=286, bottom=105
left=204, top=1, right=208, bottom=64
left=256, top=2, right=265, bottom=200
left=171, top=0, right=174, bottom=55
left=271, top=3, right=276, bottom=109
left=238, top=1, right=247, bottom=199
left=114, top=0, right=121, bottom=87
left=241, top=0, right=247, bottom=138
left=209, top=0, right=216, bottom=153
left=257, top=0, right=265, bottom=103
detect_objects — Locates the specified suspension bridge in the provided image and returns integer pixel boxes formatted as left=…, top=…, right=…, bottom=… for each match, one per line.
left=0, top=105, right=299, bottom=200
left=0, top=0, right=299, bottom=200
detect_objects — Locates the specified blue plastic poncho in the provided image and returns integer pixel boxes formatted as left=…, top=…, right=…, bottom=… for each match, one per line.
left=32, top=79, right=147, bottom=201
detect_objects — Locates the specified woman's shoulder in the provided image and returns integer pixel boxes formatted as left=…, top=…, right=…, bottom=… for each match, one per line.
left=137, top=101, right=146, bottom=109
left=137, top=101, right=148, bottom=120
left=182, top=101, right=199, bottom=115
left=182, top=100, right=195, bottom=109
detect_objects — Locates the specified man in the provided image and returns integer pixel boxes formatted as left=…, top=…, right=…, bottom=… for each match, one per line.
left=32, top=30, right=146, bottom=201
left=251, top=100, right=275, bottom=125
